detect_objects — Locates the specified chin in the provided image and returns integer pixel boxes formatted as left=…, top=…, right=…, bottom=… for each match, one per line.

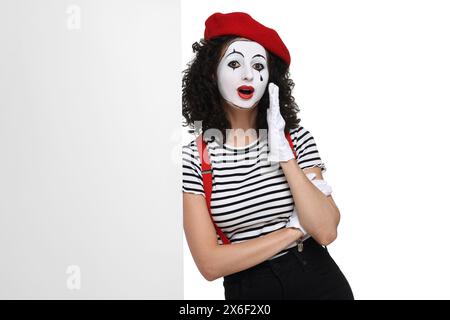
left=233, top=101, right=258, bottom=110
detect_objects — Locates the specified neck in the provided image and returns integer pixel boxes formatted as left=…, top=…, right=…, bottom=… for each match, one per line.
left=223, top=101, right=259, bottom=147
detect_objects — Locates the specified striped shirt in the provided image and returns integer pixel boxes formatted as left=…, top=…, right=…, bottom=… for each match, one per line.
left=182, top=125, right=327, bottom=260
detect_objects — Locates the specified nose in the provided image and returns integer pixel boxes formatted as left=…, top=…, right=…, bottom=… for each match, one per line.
left=241, top=63, right=253, bottom=81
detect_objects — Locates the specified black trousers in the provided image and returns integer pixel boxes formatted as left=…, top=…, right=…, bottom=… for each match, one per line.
left=223, top=237, right=354, bottom=300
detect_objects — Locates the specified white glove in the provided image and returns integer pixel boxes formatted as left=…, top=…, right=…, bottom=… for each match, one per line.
left=266, top=82, right=295, bottom=163
left=286, top=172, right=333, bottom=240
left=286, top=206, right=308, bottom=235
left=305, top=172, right=333, bottom=196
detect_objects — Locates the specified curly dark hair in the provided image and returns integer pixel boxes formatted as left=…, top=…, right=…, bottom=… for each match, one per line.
left=182, top=35, right=301, bottom=143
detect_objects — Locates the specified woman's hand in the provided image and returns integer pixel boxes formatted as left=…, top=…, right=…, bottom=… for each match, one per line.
left=266, top=82, right=295, bottom=163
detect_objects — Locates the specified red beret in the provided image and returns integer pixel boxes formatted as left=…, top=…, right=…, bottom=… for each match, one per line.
left=204, top=12, right=291, bottom=66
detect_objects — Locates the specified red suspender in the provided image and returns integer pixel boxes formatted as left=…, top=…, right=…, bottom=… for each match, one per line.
left=195, top=135, right=231, bottom=245
left=284, top=130, right=298, bottom=159
left=195, top=131, right=297, bottom=245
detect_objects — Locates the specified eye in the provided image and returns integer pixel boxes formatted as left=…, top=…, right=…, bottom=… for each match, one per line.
left=227, top=60, right=240, bottom=69
left=253, top=63, right=265, bottom=71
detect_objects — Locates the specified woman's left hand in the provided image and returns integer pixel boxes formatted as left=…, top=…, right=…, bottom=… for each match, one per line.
left=266, top=82, right=295, bottom=163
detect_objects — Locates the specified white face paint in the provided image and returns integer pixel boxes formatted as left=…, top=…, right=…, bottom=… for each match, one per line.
left=216, top=39, right=269, bottom=109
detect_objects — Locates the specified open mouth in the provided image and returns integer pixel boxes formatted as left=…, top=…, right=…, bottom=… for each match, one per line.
left=237, top=85, right=254, bottom=100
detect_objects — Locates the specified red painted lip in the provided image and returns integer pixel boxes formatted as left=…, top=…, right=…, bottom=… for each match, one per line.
left=237, top=85, right=254, bottom=100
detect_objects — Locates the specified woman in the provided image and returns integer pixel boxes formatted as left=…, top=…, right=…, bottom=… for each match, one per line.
left=182, top=12, right=354, bottom=300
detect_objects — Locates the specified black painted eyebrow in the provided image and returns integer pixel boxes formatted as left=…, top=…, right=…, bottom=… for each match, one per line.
left=225, top=49, right=244, bottom=59
left=253, top=54, right=266, bottom=60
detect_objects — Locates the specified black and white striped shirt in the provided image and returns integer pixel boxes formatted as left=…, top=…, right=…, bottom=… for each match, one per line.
left=182, top=125, right=327, bottom=260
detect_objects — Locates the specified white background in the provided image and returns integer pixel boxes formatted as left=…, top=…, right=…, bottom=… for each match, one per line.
left=182, top=0, right=450, bottom=299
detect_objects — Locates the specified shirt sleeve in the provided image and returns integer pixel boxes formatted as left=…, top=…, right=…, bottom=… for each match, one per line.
left=182, top=142, right=205, bottom=197
left=289, top=125, right=327, bottom=173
